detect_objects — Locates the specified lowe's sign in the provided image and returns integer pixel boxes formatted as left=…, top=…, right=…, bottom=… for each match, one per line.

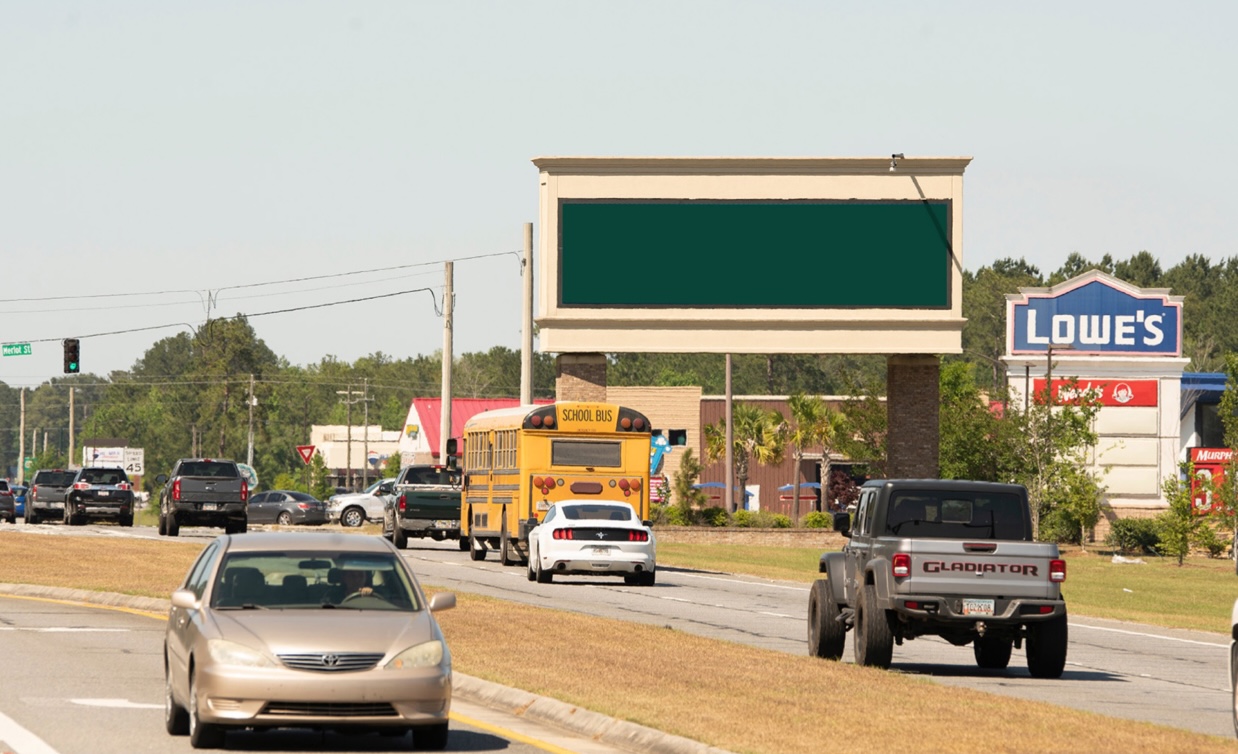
left=1007, top=271, right=1183, bottom=356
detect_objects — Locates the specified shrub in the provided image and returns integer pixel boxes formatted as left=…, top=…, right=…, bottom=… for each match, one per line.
left=1194, top=523, right=1229, bottom=558
left=765, top=513, right=792, bottom=529
left=700, top=506, right=730, bottom=527
left=802, top=511, right=832, bottom=529
left=1105, top=517, right=1161, bottom=555
left=1039, top=508, right=1083, bottom=545
left=731, top=510, right=755, bottom=528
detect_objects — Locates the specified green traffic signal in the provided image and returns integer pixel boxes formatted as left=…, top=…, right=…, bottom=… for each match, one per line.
left=63, top=338, right=80, bottom=374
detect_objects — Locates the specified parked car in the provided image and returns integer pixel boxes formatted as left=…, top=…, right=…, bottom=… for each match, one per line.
left=63, top=467, right=137, bottom=526
left=164, top=531, right=456, bottom=749
left=526, top=500, right=656, bottom=585
left=0, top=480, right=15, bottom=524
left=11, top=484, right=27, bottom=517
left=247, top=490, right=328, bottom=526
left=26, top=468, right=76, bottom=524
left=328, top=478, right=396, bottom=528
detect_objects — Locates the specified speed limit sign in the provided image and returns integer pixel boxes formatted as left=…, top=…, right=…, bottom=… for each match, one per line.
left=124, top=447, right=145, bottom=476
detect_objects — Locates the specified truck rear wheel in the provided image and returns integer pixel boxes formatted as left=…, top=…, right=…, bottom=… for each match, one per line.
left=392, top=522, right=408, bottom=549
left=166, top=511, right=180, bottom=537
left=808, top=577, right=846, bottom=660
left=854, top=583, right=894, bottom=669
left=1026, top=612, right=1068, bottom=678
left=973, top=634, right=1013, bottom=669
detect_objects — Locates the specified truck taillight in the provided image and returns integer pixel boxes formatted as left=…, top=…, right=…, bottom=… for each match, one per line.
left=1049, top=559, right=1066, bottom=583
left=172, top=479, right=181, bottom=501
left=240, top=479, right=249, bottom=502
left=892, top=553, right=911, bottom=578
left=398, top=493, right=407, bottom=512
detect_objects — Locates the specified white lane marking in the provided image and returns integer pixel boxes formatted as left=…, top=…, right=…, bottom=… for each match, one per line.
left=668, top=571, right=807, bottom=591
left=0, top=709, right=60, bottom=754
left=69, top=698, right=163, bottom=710
left=1070, top=622, right=1228, bottom=648
left=0, top=628, right=128, bottom=633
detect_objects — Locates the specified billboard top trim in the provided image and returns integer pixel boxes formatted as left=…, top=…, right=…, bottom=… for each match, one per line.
left=532, top=156, right=974, bottom=175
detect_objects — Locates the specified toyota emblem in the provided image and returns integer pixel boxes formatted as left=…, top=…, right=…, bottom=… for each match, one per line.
left=321, top=654, right=340, bottom=667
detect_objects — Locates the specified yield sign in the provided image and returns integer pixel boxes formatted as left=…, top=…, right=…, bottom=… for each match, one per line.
left=296, top=445, right=316, bottom=464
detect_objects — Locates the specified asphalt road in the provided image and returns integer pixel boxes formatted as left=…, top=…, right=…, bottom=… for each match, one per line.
left=0, top=592, right=640, bottom=754
left=5, top=522, right=1234, bottom=740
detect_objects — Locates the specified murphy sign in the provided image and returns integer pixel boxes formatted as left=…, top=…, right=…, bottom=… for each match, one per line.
left=1007, top=270, right=1183, bottom=357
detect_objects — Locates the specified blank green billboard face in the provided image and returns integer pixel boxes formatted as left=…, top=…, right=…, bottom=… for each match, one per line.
left=558, top=200, right=952, bottom=308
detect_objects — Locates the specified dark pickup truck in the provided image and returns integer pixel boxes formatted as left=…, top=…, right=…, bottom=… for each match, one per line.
left=156, top=458, right=249, bottom=536
left=25, top=468, right=76, bottom=524
left=63, top=466, right=136, bottom=526
left=382, top=464, right=465, bottom=550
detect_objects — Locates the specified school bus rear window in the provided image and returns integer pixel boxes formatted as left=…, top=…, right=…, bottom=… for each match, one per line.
left=551, top=440, right=622, bottom=467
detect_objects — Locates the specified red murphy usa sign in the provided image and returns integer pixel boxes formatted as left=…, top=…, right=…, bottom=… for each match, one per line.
left=1191, top=447, right=1233, bottom=514
left=1031, top=379, right=1158, bottom=407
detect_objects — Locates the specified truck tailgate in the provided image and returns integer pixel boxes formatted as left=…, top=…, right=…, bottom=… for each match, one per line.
left=902, top=540, right=1060, bottom=600
left=176, top=477, right=244, bottom=502
left=399, top=488, right=459, bottom=519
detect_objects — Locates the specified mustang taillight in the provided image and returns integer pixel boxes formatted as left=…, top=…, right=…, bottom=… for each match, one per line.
left=240, top=479, right=249, bottom=503
left=628, top=530, right=649, bottom=542
left=1049, top=559, right=1066, bottom=583
left=553, top=529, right=575, bottom=540
left=172, top=479, right=181, bottom=501
left=892, top=553, right=911, bottom=578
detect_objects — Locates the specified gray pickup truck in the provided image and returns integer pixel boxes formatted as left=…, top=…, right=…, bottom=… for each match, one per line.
left=808, top=479, right=1068, bottom=678
left=155, top=458, right=249, bottom=536
left=25, top=468, right=76, bottom=524
left=382, top=464, right=465, bottom=550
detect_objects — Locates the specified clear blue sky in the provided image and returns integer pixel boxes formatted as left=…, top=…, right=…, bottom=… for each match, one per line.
left=2, top=2, right=1232, bottom=385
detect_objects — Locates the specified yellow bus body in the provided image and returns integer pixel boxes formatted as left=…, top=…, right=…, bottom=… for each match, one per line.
left=460, top=401, right=652, bottom=565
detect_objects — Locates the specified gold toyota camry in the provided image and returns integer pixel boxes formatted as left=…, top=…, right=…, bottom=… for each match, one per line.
left=163, top=531, right=456, bottom=750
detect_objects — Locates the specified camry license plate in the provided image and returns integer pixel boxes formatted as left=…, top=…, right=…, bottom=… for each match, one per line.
left=962, top=598, right=995, bottom=616
left=201, top=503, right=218, bottom=511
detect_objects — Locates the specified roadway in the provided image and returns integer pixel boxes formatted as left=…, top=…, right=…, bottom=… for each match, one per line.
left=3, top=523, right=1234, bottom=742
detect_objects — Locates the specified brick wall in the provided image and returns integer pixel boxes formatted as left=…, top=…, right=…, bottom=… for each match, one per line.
left=887, top=355, right=939, bottom=478
left=556, top=353, right=608, bottom=402
left=607, top=385, right=702, bottom=485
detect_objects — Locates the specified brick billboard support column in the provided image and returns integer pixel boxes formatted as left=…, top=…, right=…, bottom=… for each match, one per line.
left=555, top=353, right=608, bottom=402
left=886, top=354, right=940, bottom=479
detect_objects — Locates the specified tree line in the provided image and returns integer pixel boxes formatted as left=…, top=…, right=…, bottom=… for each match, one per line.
left=2, top=249, right=1231, bottom=509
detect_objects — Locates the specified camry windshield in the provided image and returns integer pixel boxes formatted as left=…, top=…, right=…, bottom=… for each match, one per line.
left=210, top=552, right=419, bottom=611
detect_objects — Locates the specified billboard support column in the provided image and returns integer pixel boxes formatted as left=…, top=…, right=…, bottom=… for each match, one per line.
left=555, top=353, right=607, bottom=402
left=887, top=355, right=940, bottom=478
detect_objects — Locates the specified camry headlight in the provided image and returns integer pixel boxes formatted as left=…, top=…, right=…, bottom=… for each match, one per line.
left=206, top=639, right=277, bottom=668
left=385, top=640, right=445, bottom=670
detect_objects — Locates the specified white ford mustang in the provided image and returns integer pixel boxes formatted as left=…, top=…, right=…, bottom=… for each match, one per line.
left=526, top=500, right=656, bottom=586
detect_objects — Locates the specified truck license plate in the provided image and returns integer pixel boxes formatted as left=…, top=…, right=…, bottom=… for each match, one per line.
left=201, top=503, right=218, bottom=511
left=962, top=598, right=995, bottom=616
left=433, top=520, right=454, bottom=528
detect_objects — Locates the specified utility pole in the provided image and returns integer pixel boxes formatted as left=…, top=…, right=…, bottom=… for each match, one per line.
left=246, top=374, right=256, bottom=467
left=68, top=387, right=75, bottom=469
left=18, top=388, right=25, bottom=484
left=521, top=222, right=534, bottom=405
left=361, top=377, right=372, bottom=489
left=725, top=354, right=734, bottom=514
left=440, top=261, right=454, bottom=463
left=337, top=386, right=365, bottom=490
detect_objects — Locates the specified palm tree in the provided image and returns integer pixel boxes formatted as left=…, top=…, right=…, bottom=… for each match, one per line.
left=787, top=394, right=847, bottom=522
left=704, top=402, right=788, bottom=513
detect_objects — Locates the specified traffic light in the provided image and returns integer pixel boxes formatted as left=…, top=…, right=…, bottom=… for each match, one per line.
left=63, top=338, right=80, bottom=374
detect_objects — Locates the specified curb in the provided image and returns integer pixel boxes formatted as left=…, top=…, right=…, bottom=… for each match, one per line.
left=0, top=583, right=734, bottom=754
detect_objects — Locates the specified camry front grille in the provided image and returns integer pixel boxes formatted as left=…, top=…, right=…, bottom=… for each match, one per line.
left=261, top=701, right=398, bottom=717
left=277, top=652, right=384, bottom=672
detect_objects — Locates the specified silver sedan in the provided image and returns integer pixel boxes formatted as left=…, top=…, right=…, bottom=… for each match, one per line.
left=164, top=531, right=456, bottom=749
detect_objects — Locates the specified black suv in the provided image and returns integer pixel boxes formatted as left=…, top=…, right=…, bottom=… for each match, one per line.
left=0, top=480, right=14, bottom=524
left=63, top=467, right=136, bottom=527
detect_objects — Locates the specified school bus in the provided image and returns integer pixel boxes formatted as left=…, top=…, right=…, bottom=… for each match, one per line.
left=460, top=401, right=653, bottom=566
